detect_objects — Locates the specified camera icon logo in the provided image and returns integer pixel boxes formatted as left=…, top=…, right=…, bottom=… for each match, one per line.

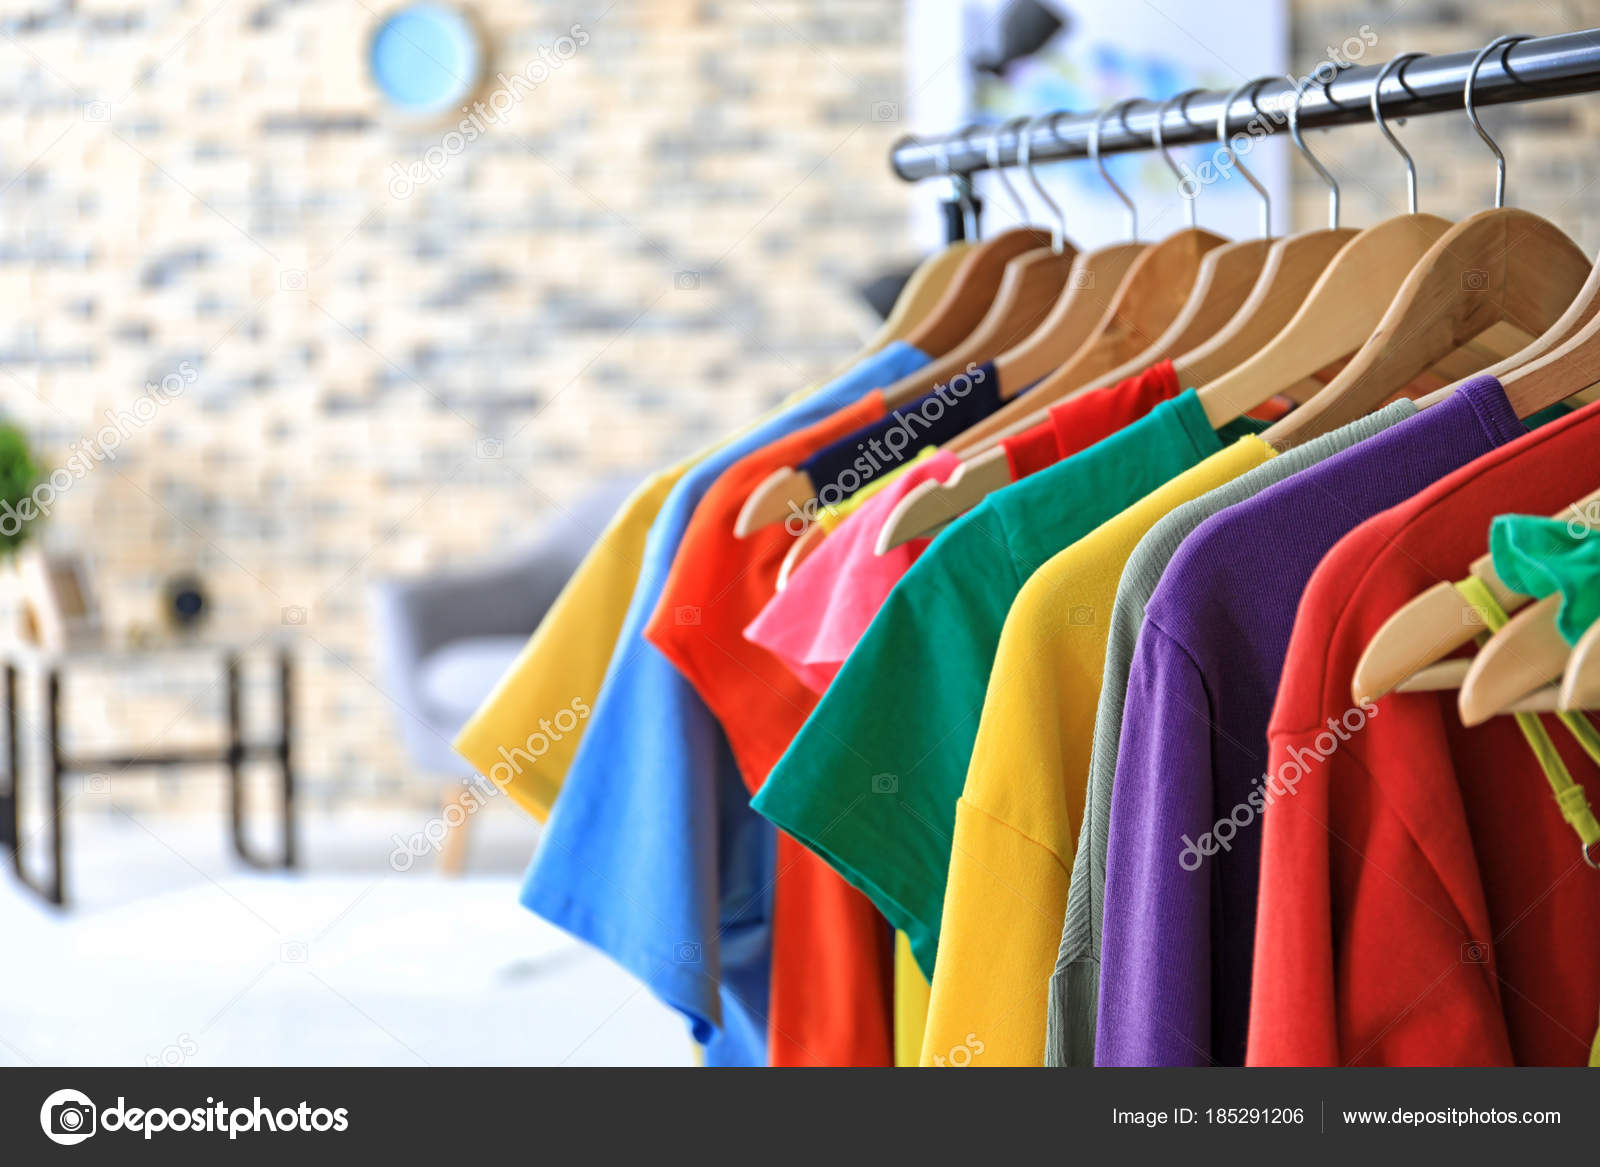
left=674, top=605, right=701, bottom=626
left=280, top=940, right=309, bottom=963
left=1461, top=268, right=1489, bottom=291
left=40, top=1088, right=97, bottom=1145
left=1460, top=940, right=1490, bottom=964
left=1069, top=605, right=1095, bottom=626
left=674, top=941, right=702, bottom=963
left=870, top=772, right=898, bottom=795
left=281, top=605, right=307, bottom=626
left=871, top=100, right=899, bottom=122
left=83, top=774, right=110, bottom=795
left=82, top=101, right=111, bottom=123
left=673, top=271, right=700, bottom=291
left=475, top=437, right=503, bottom=460
left=279, top=268, right=308, bottom=291
left=1069, top=269, right=1097, bottom=290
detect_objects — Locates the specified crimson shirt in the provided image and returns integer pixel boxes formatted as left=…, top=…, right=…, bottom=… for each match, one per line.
left=1251, top=398, right=1600, bottom=1066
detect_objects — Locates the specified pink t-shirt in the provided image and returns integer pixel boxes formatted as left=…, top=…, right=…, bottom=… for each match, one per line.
left=745, top=449, right=962, bottom=692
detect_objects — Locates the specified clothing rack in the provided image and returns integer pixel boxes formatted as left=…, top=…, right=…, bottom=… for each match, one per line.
left=889, top=29, right=1600, bottom=183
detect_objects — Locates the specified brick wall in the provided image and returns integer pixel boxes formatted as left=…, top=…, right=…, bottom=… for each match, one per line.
left=1, top=0, right=911, bottom=810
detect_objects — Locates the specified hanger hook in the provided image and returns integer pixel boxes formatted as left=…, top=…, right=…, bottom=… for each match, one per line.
left=986, top=116, right=1033, bottom=227
left=1089, top=100, right=1139, bottom=241
left=1371, top=52, right=1426, bottom=215
left=1217, top=78, right=1272, bottom=237
left=1152, top=89, right=1203, bottom=228
left=932, top=125, right=982, bottom=240
left=1019, top=112, right=1066, bottom=253
left=1289, top=67, right=1343, bottom=229
left=1467, top=34, right=1530, bottom=209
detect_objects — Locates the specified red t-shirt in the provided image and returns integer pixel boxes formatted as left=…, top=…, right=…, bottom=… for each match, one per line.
left=1000, top=360, right=1180, bottom=480
left=1251, top=399, right=1600, bottom=1066
left=646, top=392, right=894, bottom=1067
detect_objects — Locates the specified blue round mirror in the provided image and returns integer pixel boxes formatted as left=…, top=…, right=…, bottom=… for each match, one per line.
left=368, top=3, right=484, bottom=116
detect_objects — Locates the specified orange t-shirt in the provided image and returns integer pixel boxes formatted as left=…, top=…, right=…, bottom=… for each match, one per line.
left=646, top=391, right=895, bottom=1067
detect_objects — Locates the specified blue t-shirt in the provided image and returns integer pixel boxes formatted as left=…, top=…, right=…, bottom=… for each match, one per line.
left=519, top=341, right=930, bottom=1066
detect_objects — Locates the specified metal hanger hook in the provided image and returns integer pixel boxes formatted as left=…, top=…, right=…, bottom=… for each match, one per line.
left=1289, top=67, right=1343, bottom=229
left=1371, top=52, right=1426, bottom=215
left=1217, top=78, right=1273, bottom=237
left=1152, top=89, right=1203, bottom=228
left=1090, top=99, right=1139, bottom=241
left=986, top=116, right=1034, bottom=228
left=1020, top=111, right=1067, bottom=254
left=1467, top=34, right=1530, bottom=209
left=932, top=124, right=982, bottom=241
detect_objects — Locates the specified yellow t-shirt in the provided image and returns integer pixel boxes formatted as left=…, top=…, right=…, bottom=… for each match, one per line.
left=920, top=436, right=1275, bottom=1066
left=453, top=466, right=690, bottom=820
left=453, top=390, right=822, bottom=820
left=895, top=931, right=931, bottom=1066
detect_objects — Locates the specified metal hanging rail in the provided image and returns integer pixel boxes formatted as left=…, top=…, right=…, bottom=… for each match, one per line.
left=890, top=29, right=1600, bottom=181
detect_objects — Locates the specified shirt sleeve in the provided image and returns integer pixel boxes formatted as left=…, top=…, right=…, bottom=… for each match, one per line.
left=751, top=507, right=1020, bottom=979
left=1096, top=619, right=1220, bottom=1065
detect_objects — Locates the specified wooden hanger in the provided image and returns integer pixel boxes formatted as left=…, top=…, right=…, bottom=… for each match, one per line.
left=738, top=122, right=1088, bottom=538
left=1264, top=38, right=1594, bottom=447
left=1196, top=62, right=1466, bottom=431
left=946, top=96, right=1232, bottom=455
left=1351, top=487, right=1600, bottom=705
left=847, top=241, right=973, bottom=365
left=992, top=112, right=1149, bottom=393
left=1173, top=66, right=1403, bottom=391
left=1559, top=620, right=1600, bottom=710
left=1456, top=486, right=1600, bottom=724
left=873, top=74, right=1401, bottom=553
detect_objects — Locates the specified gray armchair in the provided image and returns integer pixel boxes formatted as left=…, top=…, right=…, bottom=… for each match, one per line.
left=370, top=476, right=640, bottom=783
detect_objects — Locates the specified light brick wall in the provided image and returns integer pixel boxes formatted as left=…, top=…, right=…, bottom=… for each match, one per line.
left=1, top=0, right=911, bottom=810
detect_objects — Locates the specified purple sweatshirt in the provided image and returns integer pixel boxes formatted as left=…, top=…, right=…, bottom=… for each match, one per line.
left=1095, top=376, right=1533, bottom=1066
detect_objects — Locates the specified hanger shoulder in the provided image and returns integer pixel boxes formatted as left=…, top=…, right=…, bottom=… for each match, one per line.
left=874, top=451, right=1011, bottom=554
left=992, top=241, right=1147, bottom=393
left=1458, top=593, right=1570, bottom=726
left=1350, top=549, right=1521, bottom=703
left=1197, top=213, right=1452, bottom=428
left=1558, top=619, right=1600, bottom=709
left=737, top=467, right=814, bottom=538
left=948, top=227, right=1227, bottom=455
left=903, top=227, right=1054, bottom=357
left=1265, top=209, right=1588, bottom=446
left=776, top=521, right=828, bottom=591
left=885, top=244, right=1076, bottom=407
left=861, top=243, right=973, bottom=354
left=1176, top=227, right=1357, bottom=387
left=1092, top=237, right=1273, bottom=390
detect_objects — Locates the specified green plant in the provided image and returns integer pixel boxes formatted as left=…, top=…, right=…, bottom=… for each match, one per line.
left=0, top=421, right=41, bottom=555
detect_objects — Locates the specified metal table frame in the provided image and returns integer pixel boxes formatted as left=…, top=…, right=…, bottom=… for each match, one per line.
left=0, top=648, right=295, bottom=906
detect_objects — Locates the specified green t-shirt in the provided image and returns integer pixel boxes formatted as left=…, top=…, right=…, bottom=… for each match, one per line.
left=751, top=389, right=1267, bottom=978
